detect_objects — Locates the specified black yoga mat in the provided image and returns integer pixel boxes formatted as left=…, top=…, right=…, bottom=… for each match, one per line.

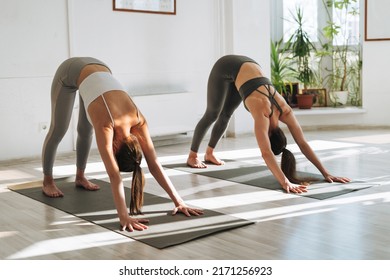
left=164, top=162, right=373, bottom=200
left=8, top=178, right=253, bottom=249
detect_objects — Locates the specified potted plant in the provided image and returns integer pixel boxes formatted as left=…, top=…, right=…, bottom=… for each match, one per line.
left=288, top=7, right=316, bottom=109
left=270, top=38, right=297, bottom=105
left=320, top=0, right=360, bottom=106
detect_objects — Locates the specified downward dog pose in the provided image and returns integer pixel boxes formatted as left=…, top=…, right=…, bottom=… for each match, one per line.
left=187, top=55, right=350, bottom=193
left=42, top=57, right=203, bottom=231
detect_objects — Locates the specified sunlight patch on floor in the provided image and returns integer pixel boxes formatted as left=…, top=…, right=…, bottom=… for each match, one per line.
left=156, top=140, right=361, bottom=164
left=226, top=191, right=390, bottom=221
left=0, top=231, right=19, bottom=239
left=256, top=207, right=337, bottom=222
left=34, top=162, right=107, bottom=177
left=50, top=220, right=82, bottom=226
left=172, top=179, right=242, bottom=197
left=337, top=134, right=390, bottom=144
left=6, top=232, right=130, bottom=259
left=0, top=170, right=36, bottom=181
left=288, top=140, right=362, bottom=153
left=186, top=190, right=297, bottom=210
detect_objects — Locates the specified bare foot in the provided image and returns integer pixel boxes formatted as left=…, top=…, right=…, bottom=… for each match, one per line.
left=204, top=154, right=225, bottom=166
left=42, top=182, right=64, bottom=198
left=75, top=177, right=100, bottom=191
left=186, top=157, right=207, bottom=168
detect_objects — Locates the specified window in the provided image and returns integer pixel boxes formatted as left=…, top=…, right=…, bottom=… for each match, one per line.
left=271, top=0, right=362, bottom=106
left=272, top=0, right=360, bottom=47
left=332, top=0, right=359, bottom=46
left=282, top=0, right=318, bottom=43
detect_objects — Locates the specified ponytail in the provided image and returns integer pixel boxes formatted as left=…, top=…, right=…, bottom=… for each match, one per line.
left=130, top=160, right=144, bottom=215
left=270, top=128, right=314, bottom=185
left=115, top=135, right=145, bottom=215
left=280, top=148, right=302, bottom=184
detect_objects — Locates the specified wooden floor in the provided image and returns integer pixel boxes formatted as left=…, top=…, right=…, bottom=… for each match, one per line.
left=1, top=128, right=390, bottom=260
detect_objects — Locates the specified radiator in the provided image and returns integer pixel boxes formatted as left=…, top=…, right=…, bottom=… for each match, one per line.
left=132, top=91, right=196, bottom=138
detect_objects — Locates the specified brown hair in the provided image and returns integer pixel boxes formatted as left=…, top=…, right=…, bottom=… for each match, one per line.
left=114, top=134, right=145, bottom=215
left=269, top=127, right=311, bottom=185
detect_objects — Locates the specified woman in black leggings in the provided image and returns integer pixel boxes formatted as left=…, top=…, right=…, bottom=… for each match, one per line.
left=187, top=55, right=350, bottom=193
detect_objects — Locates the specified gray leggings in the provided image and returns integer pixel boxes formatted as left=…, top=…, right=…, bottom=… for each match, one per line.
left=190, top=55, right=257, bottom=152
left=42, top=57, right=109, bottom=176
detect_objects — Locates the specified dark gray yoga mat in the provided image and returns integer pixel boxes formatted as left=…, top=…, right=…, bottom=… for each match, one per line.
left=9, top=178, right=253, bottom=249
left=164, top=162, right=373, bottom=200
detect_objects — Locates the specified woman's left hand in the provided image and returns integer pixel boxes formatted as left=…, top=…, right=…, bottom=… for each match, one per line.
left=325, top=175, right=351, bottom=183
left=172, top=203, right=204, bottom=217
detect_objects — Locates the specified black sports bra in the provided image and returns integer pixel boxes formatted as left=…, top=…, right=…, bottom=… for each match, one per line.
left=239, top=77, right=283, bottom=117
left=254, top=85, right=283, bottom=117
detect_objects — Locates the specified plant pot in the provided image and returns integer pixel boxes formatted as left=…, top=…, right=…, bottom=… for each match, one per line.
left=330, top=91, right=349, bottom=105
left=296, top=94, right=314, bottom=109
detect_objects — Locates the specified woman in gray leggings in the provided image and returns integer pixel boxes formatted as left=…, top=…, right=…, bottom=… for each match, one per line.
left=187, top=55, right=350, bottom=194
left=42, top=57, right=202, bottom=231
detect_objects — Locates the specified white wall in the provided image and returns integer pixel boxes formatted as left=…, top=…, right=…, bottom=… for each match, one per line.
left=226, top=0, right=271, bottom=136
left=0, top=0, right=70, bottom=161
left=68, top=0, right=217, bottom=94
left=0, top=0, right=222, bottom=161
left=361, top=41, right=390, bottom=125
left=0, top=0, right=389, bottom=162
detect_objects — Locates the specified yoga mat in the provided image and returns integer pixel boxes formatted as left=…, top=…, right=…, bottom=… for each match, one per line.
left=164, top=162, right=374, bottom=200
left=8, top=178, right=253, bottom=249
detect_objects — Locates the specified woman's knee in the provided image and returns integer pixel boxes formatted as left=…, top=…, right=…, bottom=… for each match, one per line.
left=203, top=109, right=221, bottom=123
left=47, top=123, right=70, bottom=143
left=217, top=111, right=233, bottom=124
left=77, top=124, right=93, bottom=139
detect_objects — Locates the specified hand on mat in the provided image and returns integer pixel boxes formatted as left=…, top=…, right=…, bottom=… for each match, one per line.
left=172, top=203, right=204, bottom=217
left=120, top=217, right=149, bottom=232
left=324, top=175, right=351, bottom=184
left=283, top=183, right=307, bottom=194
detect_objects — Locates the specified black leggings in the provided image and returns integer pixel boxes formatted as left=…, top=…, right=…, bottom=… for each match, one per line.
left=190, top=55, right=257, bottom=152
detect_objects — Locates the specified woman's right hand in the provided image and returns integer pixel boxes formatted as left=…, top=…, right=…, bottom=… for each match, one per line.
left=120, top=216, right=149, bottom=232
left=282, top=182, right=308, bottom=194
